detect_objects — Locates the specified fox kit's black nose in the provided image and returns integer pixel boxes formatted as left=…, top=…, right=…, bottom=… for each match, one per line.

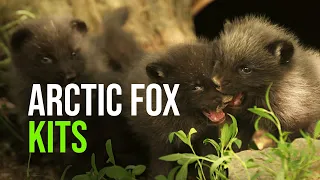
left=65, top=71, right=77, bottom=83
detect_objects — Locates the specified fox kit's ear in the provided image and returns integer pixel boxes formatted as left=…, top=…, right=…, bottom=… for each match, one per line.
left=70, top=19, right=88, bottom=34
left=146, top=62, right=172, bottom=82
left=10, top=27, right=33, bottom=52
left=266, top=40, right=294, bottom=65
left=103, top=6, right=130, bottom=28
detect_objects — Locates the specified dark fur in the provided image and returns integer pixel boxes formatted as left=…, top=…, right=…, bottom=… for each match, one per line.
left=83, top=7, right=150, bottom=174
left=8, top=16, right=96, bottom=176
left=92, top=7, right=144, bottom=72
left=9, top=16, right=90, bottom=115
left=211, top=15, right=320, bottom=149
left=118, top=42, right=227, bottom=178
left=8, top=13, right=148, bottom=179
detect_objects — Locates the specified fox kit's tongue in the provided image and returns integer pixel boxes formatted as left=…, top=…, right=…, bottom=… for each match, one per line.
left=203, top=110, right=225, bottom=124
left=203, top=95, right=233, bottom=124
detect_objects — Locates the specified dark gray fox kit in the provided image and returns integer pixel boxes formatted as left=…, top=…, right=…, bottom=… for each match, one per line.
left=118, top=41, right=232, bottom=178
left=211, top=15, right=320, bottom=149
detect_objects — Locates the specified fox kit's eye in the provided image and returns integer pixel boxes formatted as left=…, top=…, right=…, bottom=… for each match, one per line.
left=192, top=86, right=204, bottom=92
left=239, top=66, right=252, bottom=75
left=192, top=80, right=204, bottom=92
left=71, top=49, right=80, bottom=59
left=41, top=57, right=53, bottom=64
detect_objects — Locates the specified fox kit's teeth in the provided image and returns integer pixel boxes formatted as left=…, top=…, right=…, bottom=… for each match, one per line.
left=216, top=103, right=228, bottom=112
left=222, top=95, right=234, bottom=103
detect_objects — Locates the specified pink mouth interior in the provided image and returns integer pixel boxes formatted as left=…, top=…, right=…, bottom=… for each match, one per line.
left=203, top=110, right=226, bottom=124
left=229, top=92, right=244, bottom=106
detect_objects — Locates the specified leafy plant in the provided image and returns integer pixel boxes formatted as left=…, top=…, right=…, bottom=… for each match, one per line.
left=0, top=10, right=35, bottom=71
left=157, top=83, right=320, bottom=180
left=247, top=83, right=320, bottom=180
left=71, top=139, right=146, bottom=180
left=156, top=116, right=243, bottom=180
left=1, top=10, right=36, bottom=43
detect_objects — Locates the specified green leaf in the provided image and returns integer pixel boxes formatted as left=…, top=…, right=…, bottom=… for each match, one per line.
left=203, top=139, right=221, bottom=156
left=206, top=154, right=219, bottom=161
left=98, top=167, right=107, bottom=180
left=89, top=174, right=99, bottom=180
left=168, top=166, right=180, bottom=180
left=173, top=130, right=188, bottom=145
left=209, top=156, right=231, bottom=178
left=248, top=107, right=274, bottom=121
left=233, top=139, right=242, bottom=149
left=313, top=120, right=320, bottom=138
left=300, top=130, right=310, bottom=139
left=176, top=160, right=190, bottom=180
left=106, top=139, right=115, bottom=165
left=220, top=123, right=232, bottom=148
left=188, top=128, right=197, bottom=139
left=281, top=131, right=292, bottom=141
left=132, top=165, right=146, bottom=176
left=272, top=149, right=286, bottom=160
left=60, top=165, right=72, bottom=180
left=98, top=166, right=131, bottom=179
left=72, top=174, right=91, bottom=180
left=125, top=165, right=136, bottom=170
left=169, top=132, right=175, bottom=143
left=159, top=153, right=185, bottom=162
left=177, top=157, right=198, bottom=165
left=159, top=153, right=197, bottom=162
left=155, top=175, right=167, bottom=180
left=91, top=153, right=99, bottom=174
left=119, top=177, right=134, bottom=180
left=228, top=114, right=239, bottom=137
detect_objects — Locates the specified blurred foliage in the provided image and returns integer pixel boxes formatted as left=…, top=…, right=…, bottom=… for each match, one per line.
left=0, top=10, right=36, bottom=70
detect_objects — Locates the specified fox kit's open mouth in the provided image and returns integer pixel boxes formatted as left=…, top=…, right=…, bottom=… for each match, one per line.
left=202, top=95, right=233, bottom=125
left=202, top=109, right=226, bottom=125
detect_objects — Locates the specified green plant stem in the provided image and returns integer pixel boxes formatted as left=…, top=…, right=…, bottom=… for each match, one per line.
left=196, top=157, right=215, bottom=163
left=60, top=165, right=72, bottom=180
left=16, top=10, right=36, bottom=19
left=0, top=116, right=24, bottom=142
left=282, top=156, right=288, bottom=178
left=0, top=19, right=23, bottom=32
left=0, top=43, right=11, bottom=70
left=27, top=153, right=31, bottom=179
left=189, top=144, right=206, bottom=180
left=202, top=164, right=210, bottom=169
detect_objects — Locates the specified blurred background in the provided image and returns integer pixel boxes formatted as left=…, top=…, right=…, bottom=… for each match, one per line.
left=2, top=0, right=320, bottom=107
left=1, top=0, right=320, bottom=63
